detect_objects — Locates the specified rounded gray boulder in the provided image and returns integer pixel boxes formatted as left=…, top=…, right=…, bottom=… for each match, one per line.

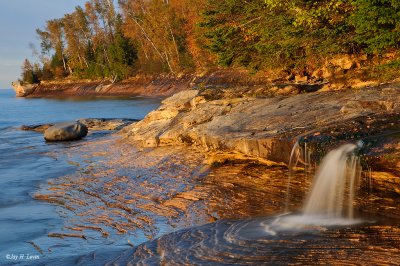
left=44, top=121, right=88, bottom=141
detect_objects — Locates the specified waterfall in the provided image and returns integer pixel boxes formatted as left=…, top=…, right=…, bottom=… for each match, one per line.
left=266, top=143, right=364, bottom=233
left=303, top=144, right=362, bottom=219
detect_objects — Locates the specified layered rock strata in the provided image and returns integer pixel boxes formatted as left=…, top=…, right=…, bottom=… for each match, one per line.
left=127, top=85, right=400, bottom=193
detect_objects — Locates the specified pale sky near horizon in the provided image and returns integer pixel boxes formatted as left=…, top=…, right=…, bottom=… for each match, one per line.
left=0, top=0, right=87, bottom=89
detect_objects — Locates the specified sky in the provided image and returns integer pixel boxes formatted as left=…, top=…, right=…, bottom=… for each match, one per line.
left=0, top=0, right=87, bottom=89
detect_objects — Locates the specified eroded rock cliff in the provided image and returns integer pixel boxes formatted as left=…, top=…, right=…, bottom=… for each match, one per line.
left=11, top=80, right=38, bottom=97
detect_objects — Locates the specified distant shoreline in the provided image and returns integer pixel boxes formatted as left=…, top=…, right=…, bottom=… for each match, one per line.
left=12, top=68, right=391, bottom=99
left=12, top=70, right=274, bottom=98
left=12, top=75, right=190, bottom=98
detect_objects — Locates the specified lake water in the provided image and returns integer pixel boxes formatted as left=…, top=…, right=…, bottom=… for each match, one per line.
left=0, top=89, right=161, bottom=265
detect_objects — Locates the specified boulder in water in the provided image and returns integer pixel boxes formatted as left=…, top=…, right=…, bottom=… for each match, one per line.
left=44, top=121, right=88, bottom=141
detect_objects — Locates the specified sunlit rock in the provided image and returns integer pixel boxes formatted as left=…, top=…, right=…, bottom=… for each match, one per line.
left=11, top=80, right=37, bottom=97
left=44, top=121, right=88, bottom=141
left=127, top=86, right=400, bottom=166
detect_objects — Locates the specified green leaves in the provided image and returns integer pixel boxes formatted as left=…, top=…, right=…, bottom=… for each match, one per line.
left=200, top=0, right=348, bottom=71
left=25, top=0, right=400, bottom=81
left=31, top=0, right=139, bottom=81
left=201, top=0, right=400, bottom=72
left=349, top=0, right=400, bottom=54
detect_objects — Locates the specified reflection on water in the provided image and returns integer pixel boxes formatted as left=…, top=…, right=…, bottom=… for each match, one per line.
left=102, top=216, right=400, bottom=265
left=0, top=90, right=161, bottom=265
left=29, top=136, right=400, bottom=265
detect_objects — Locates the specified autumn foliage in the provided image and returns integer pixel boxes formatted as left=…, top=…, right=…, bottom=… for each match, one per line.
left=22, top=0, right=400, bottom=83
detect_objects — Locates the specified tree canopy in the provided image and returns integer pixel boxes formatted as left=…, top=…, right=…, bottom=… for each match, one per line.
left=23, top=0, right=400, bottom=83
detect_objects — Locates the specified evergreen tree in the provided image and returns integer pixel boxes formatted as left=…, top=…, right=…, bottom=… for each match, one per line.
left=21, top=59, right=39, bottom=84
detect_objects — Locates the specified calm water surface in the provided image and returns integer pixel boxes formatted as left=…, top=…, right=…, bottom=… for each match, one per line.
left=0, top=89, right=160, bottom=265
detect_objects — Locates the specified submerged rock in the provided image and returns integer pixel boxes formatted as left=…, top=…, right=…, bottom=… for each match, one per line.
left=22, top=118, right=138, bottom=133
left=44, top=121, right=88, bottom=141
left=21, top=124, right=53, bottom=132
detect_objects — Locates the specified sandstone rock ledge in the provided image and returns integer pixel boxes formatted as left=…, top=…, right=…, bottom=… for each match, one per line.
left=127, top=85, right=400, bottom=193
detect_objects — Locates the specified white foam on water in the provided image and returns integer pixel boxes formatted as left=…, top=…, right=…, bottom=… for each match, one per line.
left=303, top=144, right=362, bottom=219
left=271, top=143, right=364, bottom=233
left=261, top=214, right=363, bottom=236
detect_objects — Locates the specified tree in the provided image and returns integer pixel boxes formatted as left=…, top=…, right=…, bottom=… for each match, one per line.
left=107, top=15, right=138, bottom=81
left=21, top=59, right=39, bottom=84
left=349, top=0, right=400, bottom=54
left=119, top=0, right=198, bottom=73
left=46, top=19, right=68, bottom=74
left=199, top=0, right=357, bottom=72
left=22, top=0, right=400, bottom=82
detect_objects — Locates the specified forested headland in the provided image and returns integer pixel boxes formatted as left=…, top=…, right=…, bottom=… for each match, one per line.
left=21, top=0, right=400, bottom=85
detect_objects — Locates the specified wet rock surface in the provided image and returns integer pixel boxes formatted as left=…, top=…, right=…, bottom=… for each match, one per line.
left=97, top=219, right=400, bottom=266
left=20, top=123, right=53, bottom=133
left=31, top=137, right=302, bottom=263
left=78, top=118, right=138, bottom=131
left=31, top=136, right=400, bottom=265
left=25, top=84, right=400, bottom=265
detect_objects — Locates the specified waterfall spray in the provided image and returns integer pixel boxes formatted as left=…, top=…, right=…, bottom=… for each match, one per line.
left=303, top=143, right=362, bottom=219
